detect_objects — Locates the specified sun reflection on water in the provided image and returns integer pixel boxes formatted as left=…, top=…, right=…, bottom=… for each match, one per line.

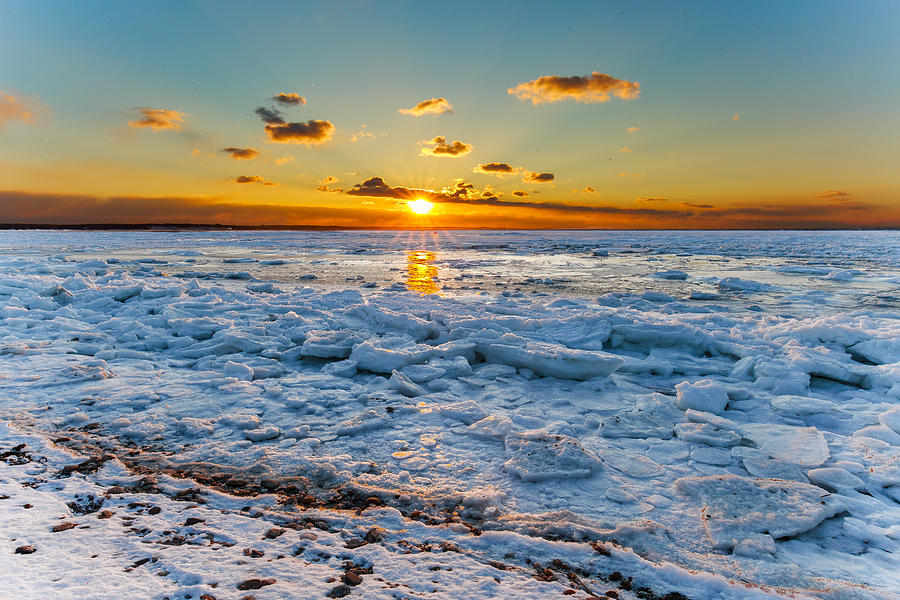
left=406, top=250, right=440, bottom=295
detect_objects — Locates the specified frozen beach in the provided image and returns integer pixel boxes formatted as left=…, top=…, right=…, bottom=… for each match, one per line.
left=1, top=229, right=899, bottom=599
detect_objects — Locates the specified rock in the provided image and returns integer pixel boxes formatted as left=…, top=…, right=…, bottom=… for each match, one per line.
left=52, top=522, right=77, bottom=532
left=341, top=571, right=362, bottom=586
left=184, top=517, right=205, bottom=526
left=98, top=510, right=114, bottom=519
left=148, top=506, right=161, bottom=515
left=14, top=545, right=36, bottom=554
left=106, top=486, right=127, bottom=495
left=237, top=578, right=276, bottom=591
left=328, top=584, right=351, bottom=598
left=264, top=527, right=285, bottom=539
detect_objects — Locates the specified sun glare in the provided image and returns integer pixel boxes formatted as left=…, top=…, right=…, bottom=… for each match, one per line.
left=407, top=199, right=434, bottom=215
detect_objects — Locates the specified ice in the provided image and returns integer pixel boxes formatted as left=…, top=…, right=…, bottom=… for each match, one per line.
left=675, top=379, right=730, bottom=414
left=3, top=229, right=900, bottom=598
left=503, top=432, right=602, bottom=482
left=675, top=475, right=845, bottom=549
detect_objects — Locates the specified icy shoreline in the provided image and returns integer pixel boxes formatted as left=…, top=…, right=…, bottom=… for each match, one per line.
left=1, top=230, right=899, bottom=599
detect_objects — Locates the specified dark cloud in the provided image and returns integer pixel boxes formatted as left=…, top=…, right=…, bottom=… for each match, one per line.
left=265, top=120, right=335, bottom=144
left=637, top=196, right=667, bottom=202
left=398, top=97, right=453, bottom=116
left=508, top=71, right=640, bottom=105
left=255, top=106, right=285, bottom=124
left=234, top=175, right=275, bottom=185
left=128, top=107, right=185, bottom=130
left=220, top=147, right=259, bottom=160
left=523, top=171, right=555, bottom=183
left=512, top=191, right=528, bottom=197
left=419, top=136, right=473, bottom=157
left=273, top=93, right=306, bottom=106
left=474, top=162, right=517, bottom=176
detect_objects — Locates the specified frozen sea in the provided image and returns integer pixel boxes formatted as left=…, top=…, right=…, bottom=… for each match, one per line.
left=1, top=229, right=899, bottom=600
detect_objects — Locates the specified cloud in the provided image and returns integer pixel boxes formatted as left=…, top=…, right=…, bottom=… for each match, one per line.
left=255, top=106, right=285, bottom=124
left=265, top=120, right=335, bottom=144
left=398, top=97, right=453, bottom=116
left=350, top=125, right=375, bottom=142
left=316, top=175, right=343, bottom=193
left=618, top=146, right=631, bottom=153
left=817, top=190, right=851, bottom=199
left=473, top=162, right=517, bottom=176
left=128, top=108, right=185, bottom=131
left=345, top=177, right=689, bottom=217
left=523, top=171, right=554, bottom=183
left=618, top=172, right=645, bottom=178
left=582, top=186, right=595, bottom=194
left=637, top=196, right=667, bottom=202
left=275, top=156, right=294, bottom=166
left=512, top=191, right=528, bottom=197
left=220, top=147, right=259, bottom=160
left=626, top=126, right=640, bottom=134
left=0, top=90, right=43, bottom=129
left=508, top=71, right=640, bottom=105
left=733, top=113, right=740, bottom=121
left=273, top=93, right=306, bottom=106
left=419, top=136, right=473, bottom=157
left=234, top=175, right=275, bottom=186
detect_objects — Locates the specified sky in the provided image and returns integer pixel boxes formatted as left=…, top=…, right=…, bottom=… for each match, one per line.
left=1, top=0, right=899, bottom=229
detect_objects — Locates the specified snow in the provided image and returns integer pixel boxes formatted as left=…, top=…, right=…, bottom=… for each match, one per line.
left=1, top=229, right=900, bottom=599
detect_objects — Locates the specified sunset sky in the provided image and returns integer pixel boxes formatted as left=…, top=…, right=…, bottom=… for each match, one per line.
left=1, top=1, right=898, bottom=228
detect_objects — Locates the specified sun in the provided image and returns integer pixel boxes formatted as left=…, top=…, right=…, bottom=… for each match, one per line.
left=407, top=199, right=434, bottom=215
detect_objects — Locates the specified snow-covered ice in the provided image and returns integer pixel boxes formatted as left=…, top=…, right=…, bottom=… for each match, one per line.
left=1, top=229, right=899, bottom=599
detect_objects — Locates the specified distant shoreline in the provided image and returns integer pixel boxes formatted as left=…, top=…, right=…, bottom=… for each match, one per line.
left=1, top=224, right=898, bottom=232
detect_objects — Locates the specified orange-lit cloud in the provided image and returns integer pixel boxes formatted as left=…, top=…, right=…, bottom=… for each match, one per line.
left=234, top=175, right=275, bottom=186
left=419, top=136, right=472, bottom=157
left=582, top=186, right=595, bottom=193
left=0, top=90, right=42, bottom=129
left=618, top=172, right=645, bottom=178
left=523, top=171, right=554, bottom=183
left=128, top=108, right=185, bottom=131
left=637, top=196, right=667, bottom=202
left=512, top=190, right=528, bottom=197
left=626, top=126, right=640, bottom=134
left=474, top=162, right=517, bottom=176
left=399, top=97, right=453, bottom=116
left=265, top=120, right=334, bottom=144
left=316, top=175, right=343, bottom=193
left=508, top=71, right=640, bottom=105
left=273, top=92, right=306, bottom=105
left=733, top=113, right=740, bottom=121
left=350, top=125, right=375, bottom=142
left=221, top=147, right=259, bottom=160
left=618, top=146, right=631, bottom=153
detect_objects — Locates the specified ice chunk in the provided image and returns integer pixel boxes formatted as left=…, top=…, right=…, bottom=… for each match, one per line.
left=350, top=341, right=430, bottom=373
left=400, top=364, right=446, bottom=383
left=733, top=534, right=776, bottom=558
left=389, top=370, right=426, bottom=397
left=301, top=330, right=363, bottom=359
left=466, top=415, right=514, bottom=439
left=437, top=400, right=487, bottom=425
left=850, top=338, right=900, bottom=365
left=653, top=270, right=688, bottom=280
left=741, top=423, right=829, bottom=467
left=879, top=406, right=900, bottom=435
left=337, top=409, right=390, bottom=436
left=717, top=277, right=774, bottom=292
left=245, top=426, right=280, bottom=442
left=675, top=379, right=729, bottom=415
left=600, top=447, right=664, bottom=477
left=504, top=432, right=602, bottom=482
left=675, top=474, right=845, bottom=549
left=807, top=467, right=865, bottom=492
left=477, top=339, right=623, bottom=381
left=674, top=422, right=741, bottom=447
left=770, top=394, right=838, bottom=415
left=691, top=447, right=732, bottom=466
left=224, top=361, right=254, bottom=381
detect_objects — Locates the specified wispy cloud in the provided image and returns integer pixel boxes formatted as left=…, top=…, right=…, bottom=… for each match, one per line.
left=508, top=71, right=640, bottom=105
left=626, top=126, right=640, bottom=134
left=637, top=196, right=667, bottom=202
left=272, top=92, right=306, bottom=105
left=128, top=107, right=185, bottom=131
left=220, top=147, right=259, bottom=160
left=817, top=190, right=850, bottom=199
left=0, top=90, right=43, bottom=129
left=316, top=175, right=343, bottom=193
left=399, top=97, right=453, bottom=116
left=419, top=136, right=472, bottom=157
left=350, top=125, right=375, bottom=142
left=618, top=172, right=645, bottom=178
left=618, top=146, right=631, bottom=153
